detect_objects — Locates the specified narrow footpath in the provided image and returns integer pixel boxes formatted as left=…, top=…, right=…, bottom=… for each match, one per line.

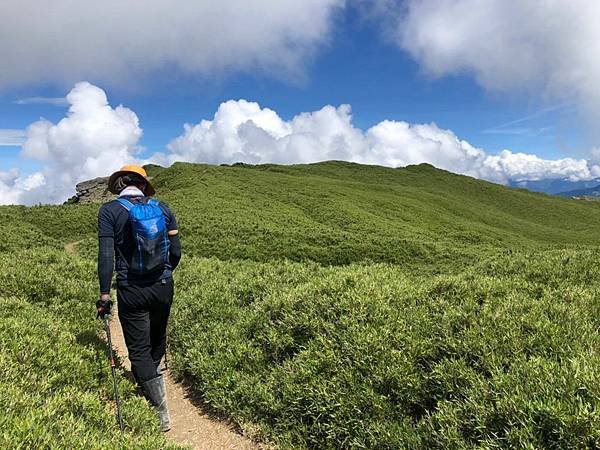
left=65, top=242, right=260, bottom=450
left=109, top=305, right=259, bottom=450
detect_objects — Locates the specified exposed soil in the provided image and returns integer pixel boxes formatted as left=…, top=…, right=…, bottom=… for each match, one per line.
left=64, top=240, right=82, bottom=255
left=109, top=306, right=259, bottom=450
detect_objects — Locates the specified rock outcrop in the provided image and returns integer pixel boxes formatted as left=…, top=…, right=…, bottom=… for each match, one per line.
left=66, top=177, right=116, bottom=204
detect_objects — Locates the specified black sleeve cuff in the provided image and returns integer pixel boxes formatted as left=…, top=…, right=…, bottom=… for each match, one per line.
left=169, top=233, right=182, bottom=271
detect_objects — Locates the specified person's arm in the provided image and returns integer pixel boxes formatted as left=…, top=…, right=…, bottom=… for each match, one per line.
left=168, top=231, right=181, bottom=270
left=97, top=206, right=115, bottom=299
left=98, top=237, right=114, bottom=298
left=162, top=202, right=181, bottom=271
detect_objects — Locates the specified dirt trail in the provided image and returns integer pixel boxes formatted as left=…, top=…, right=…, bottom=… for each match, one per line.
left=64, top=240, right=82, bottom=255
left=65, top=242, right=260, bottom=449
left=109, top=306, right=259, bottom=450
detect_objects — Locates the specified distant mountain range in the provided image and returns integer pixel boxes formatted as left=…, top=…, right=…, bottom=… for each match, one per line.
left=509, top=178, right=600, bottom=197
left=555, top=185, right=600, bottom=198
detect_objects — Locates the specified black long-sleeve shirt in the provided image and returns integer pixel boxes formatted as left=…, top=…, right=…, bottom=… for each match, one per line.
left=97, top=195, right=180, bottom=293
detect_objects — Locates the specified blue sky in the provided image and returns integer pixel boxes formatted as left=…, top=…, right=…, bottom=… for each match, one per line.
left=1, top=0, right=597, bottom=204
left=0, top=8, right=584, bottom=161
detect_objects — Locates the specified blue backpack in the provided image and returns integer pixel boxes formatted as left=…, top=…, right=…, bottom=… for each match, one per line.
left=117, top=198, right=169, bottom=275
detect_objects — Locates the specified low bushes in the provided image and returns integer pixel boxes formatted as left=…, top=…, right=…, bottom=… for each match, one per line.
left=169, top=251, right=600, bottom=448
left=0, top=249, right=181, bottom=449
left=5, top=160, right=600, bottom=448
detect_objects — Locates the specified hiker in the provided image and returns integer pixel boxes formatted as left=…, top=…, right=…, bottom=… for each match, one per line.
left=95, top=165, right=181, bottom=432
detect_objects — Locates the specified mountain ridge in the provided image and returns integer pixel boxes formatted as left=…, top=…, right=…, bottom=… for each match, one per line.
left=7, top=160, right=600, bottom=274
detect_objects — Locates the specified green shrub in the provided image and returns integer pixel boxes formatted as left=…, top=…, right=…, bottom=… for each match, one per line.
left=168, top=251, right=600, bottom=448
left=0, top=250, right=182, bottom=449
left=7, top=161, right=600, bottom=273
left=5, top=161, right=600, bottom=448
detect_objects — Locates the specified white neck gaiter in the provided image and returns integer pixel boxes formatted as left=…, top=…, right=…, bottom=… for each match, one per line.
left=119, top=186, right=145, bottom=197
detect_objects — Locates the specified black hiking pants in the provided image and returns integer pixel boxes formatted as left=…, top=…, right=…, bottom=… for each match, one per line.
left=117, top=277, right=174, bottom=385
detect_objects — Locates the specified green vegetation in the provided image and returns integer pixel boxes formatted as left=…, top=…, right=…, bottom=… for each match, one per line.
left=8, top=161, right=600, bottom=270
left=3, top=161, right=600, bottom=448
left=0, top=249, right=181, bottom=448
left=150, top=162, right=600, bottom=272
left=170, top=251, right=600, bottom=448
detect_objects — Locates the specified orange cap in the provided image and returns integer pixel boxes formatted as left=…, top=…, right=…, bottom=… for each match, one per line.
left=107, top=164, right=155, bottom=196
left=120, top=164, right=148, bottom=178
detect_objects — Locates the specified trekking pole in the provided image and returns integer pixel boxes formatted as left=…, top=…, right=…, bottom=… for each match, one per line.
left=164, top=334, right=169, bottom=371
left=103, top=315, right=125, bottom=434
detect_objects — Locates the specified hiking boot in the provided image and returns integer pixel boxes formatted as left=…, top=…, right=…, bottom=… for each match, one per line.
left=142, top=375, right=171, bottom=432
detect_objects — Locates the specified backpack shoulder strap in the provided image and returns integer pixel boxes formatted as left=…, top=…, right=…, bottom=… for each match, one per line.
left=147, top=198, right=159, bottom=206
left=116, top=197, right=134, bottom=211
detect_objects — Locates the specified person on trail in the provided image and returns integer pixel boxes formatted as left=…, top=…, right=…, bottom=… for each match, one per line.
left=95, top=164, right=181, bottom=432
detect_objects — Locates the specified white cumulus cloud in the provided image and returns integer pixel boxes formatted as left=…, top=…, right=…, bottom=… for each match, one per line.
left=153, top=99, right=600, bottom=185
left=6, top=83, right=600, bottom=205
left=384, top=0, right=600, bottom=123
left=0, top=0, right=343, bottom=90
left=0, top=169, right=45, bottom=205
left=1, top=82, right=142, bottom=205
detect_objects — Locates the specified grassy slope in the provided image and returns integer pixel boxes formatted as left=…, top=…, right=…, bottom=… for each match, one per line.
left=154, top=162, right=600, bottom=259
left=4, top=161, right=600, bottom=448
left=0, top=248, right=181, bottom=449
left=6, top=160, right=600, bottom=269
left=169, top=251, right=600, bottom=448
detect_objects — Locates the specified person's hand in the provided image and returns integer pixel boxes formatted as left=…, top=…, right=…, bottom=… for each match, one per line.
left=96, top=297, right=113, bottom=319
